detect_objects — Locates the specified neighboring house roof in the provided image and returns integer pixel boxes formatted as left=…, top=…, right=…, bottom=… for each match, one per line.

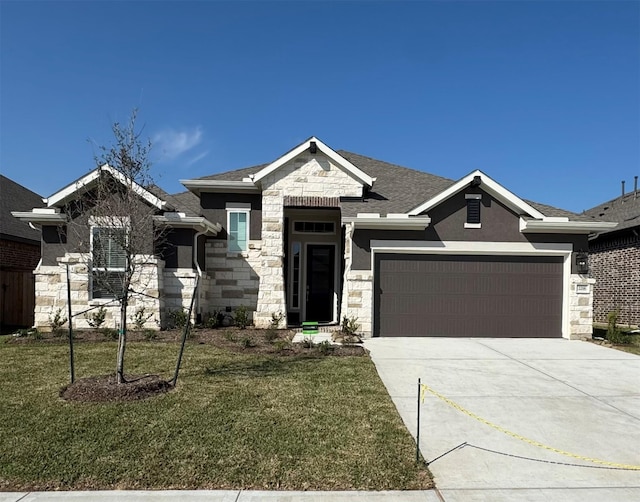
left=583, top=190, right=640, bottom=237
left=0, top=175, right=43, bottom=244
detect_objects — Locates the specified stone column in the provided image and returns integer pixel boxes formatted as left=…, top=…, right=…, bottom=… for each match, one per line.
left=254, top=189, right=287, bottom=328
left=569, top=275, right=596, bottom=340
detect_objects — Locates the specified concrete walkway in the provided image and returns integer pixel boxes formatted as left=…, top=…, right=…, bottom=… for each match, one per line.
left=365, top=337, right=640, bottom=502
left=0, top=491, right=441, bottom=501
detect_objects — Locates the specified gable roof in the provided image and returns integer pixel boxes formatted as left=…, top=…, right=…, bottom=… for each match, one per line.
left=45, top=165, right=171, bottom=211
left=251, top=137, right=375, bottom=187
left=584, top=190, right=640, bottom=236
left=408, top=170, right=547, bottom=219
left=0, top=175, right=43, bottom=243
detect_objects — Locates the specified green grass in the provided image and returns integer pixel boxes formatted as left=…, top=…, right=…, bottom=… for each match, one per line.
left=0, top=341, right=432, bottom=491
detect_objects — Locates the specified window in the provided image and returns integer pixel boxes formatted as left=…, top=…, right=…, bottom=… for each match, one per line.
left=91, top=226, right=127, bottom=299
left=293, top=221, right=335, bottom=234
left=290, top=242, right=301, bottom=308
left=465, top=194, right=482, bottom=228
left=226, top=203, right=251, bottom=253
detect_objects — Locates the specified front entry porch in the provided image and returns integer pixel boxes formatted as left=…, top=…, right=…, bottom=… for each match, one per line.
left=283, top=208, right=342, bottom=326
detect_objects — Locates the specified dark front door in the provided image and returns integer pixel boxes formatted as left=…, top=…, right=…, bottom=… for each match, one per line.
left=305, top=245, right=335, bottom=322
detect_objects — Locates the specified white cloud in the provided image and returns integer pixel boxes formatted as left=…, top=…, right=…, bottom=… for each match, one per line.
left=153, top=127, right=203, bottom=161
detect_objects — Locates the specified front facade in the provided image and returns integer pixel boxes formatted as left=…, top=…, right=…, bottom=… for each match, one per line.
left=15, top=138, right=615, bottom=338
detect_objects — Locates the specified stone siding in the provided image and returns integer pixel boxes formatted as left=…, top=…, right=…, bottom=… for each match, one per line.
left=589, top=235, right=640, bottom=326
left=203, top=240, right=261, bottom=321
left=254, top=153, right=364, bottom=328
left=33, top=253, right=163, bottom=331
left=568, top=275, right=596, bottom=340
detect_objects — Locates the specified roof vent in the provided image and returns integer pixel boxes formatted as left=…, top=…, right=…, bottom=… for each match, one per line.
left=309, top=141, right=317, bottom=154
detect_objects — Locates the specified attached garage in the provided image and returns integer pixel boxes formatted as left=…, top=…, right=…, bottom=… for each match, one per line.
left=374, top=253, right=564, bottom=338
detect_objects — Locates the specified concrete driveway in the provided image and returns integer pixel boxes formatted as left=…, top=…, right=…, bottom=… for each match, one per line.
left=365, top=338, right=640, bottom=502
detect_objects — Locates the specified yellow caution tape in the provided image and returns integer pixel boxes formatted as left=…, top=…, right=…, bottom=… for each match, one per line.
left=420, top=383, right=640, bottom=470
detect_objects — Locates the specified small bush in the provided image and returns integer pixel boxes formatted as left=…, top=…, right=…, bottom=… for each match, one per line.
left=133, top=307, right=153, bottom=330
left=85, top=306, right=107, bottom=329
left=205, top=312, right=220, bottom=329
left=273, top=339, right=291, bottom=352
left=234, top=305, right=250, bottom=329
left=167, top=309, right=191, bottom=329
left=239, top=336, right=255, bottom=349
left=316, top=340, right=333, bottom=355
left=223, top=330, right=236, bottom=342
left=264, top=329, right=279, bottom=342
left=302, top=338, right=315, bottom=349
left=607, top=311, right=631, bottom=344
left=49, top=308, right=67, bottom=334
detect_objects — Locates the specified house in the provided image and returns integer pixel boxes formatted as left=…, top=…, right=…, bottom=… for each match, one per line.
left=0, top=175, right=43, bottom=329
left=584, top=181, right=640, bottom=326
left=13, top=137, right=616, bottom=338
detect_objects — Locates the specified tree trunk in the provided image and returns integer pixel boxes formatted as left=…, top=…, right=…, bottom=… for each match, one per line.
left=116, top=299, right=128, bottom=384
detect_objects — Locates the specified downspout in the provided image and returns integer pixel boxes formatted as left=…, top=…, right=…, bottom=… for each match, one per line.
left=193, top=228, right=206, bottom=323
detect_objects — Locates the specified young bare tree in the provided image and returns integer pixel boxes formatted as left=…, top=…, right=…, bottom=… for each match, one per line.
left=64, top=109, right=166, bottom=383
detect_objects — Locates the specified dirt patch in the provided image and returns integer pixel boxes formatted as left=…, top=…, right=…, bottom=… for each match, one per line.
left=60, top=374, right=173, bottom=402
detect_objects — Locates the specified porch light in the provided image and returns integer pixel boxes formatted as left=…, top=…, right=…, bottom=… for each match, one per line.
left=575, top=252, right=589, bottom=274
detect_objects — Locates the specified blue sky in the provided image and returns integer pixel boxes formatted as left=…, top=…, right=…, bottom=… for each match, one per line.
left=1, top=0, right=638, bottom=213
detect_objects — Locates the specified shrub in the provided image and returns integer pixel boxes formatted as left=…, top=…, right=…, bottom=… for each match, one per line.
left=49, top=308, right=67, bottom=335
left=223, top=331, right=236, bottom=342
left=133, top=306, right=153, bottom=330
left=239, top=336, right=255, bottom=349
left=205, top=311, right=220, bottom=329
left=607, top=310, right=631, bottom=344
left=264, top=329, right=279, bottom=343
left=264, top=311, right=284, bottom=342
left=234, top=305, right=250, bottom=329
left=316, top=340, right=333, bottom=355
left=302, top=338, right=315, bottom=349
left=273, top=339, right=291, bottom=352
left=85, top=306, right=107, bottom=329
left=167, top=308, right=190, bottom=329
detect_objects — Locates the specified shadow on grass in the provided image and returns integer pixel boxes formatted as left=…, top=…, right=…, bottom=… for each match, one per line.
left=203, top=355, right=329, bottom=378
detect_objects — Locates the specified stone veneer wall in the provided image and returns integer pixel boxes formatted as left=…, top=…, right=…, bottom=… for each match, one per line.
left=203, top=240, right=261, bottom=319
left=588, top=235, right=640, bottom=326
left=33, top=253, right=163, bottom=331
left=568, top=275, right=596, bottom=340
left=339, top=223, right=373, bottom=336
left=162, top=268, right=197, bottom=325
left=254, top=153, right=363, bottom=328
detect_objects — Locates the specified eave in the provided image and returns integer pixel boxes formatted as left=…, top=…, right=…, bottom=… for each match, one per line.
left=342, top=214, right=431, bottom=230
left=153, top=214, right=222, bottom=235
left=519, top=218, right=618, bottom=234
left=11, top=210, right=67, bottom=224
left=180, top=179, right=260, bottom=196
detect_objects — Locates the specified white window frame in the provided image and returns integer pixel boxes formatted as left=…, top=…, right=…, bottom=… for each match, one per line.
left=89, top=216, right=129, bottom=300
left=226, top=203, right=251, bottom=254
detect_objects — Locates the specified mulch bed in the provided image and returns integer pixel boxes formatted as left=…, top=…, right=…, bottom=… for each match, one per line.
left=60, top=374, right=173, bottom=403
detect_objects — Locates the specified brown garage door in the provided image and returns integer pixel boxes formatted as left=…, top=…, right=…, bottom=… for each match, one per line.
left=375, top=254, right=563, bottom=338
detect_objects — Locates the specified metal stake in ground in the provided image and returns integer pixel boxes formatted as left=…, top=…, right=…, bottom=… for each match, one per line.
left=171, top=275, right=199, bottom=386
left=416, top=377, right=421, bottom=463
left=66, top=264, right=75, bottom=383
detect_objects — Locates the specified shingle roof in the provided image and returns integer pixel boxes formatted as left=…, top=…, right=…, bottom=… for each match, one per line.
left=0, top=175, right=43, bottom=243
left=583, top=191, right=640, bottom=235
left=177, top=150, right=588, bottom=221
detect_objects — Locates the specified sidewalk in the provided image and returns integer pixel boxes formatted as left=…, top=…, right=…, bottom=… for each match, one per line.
left=1, top=490, right=442, bottom=501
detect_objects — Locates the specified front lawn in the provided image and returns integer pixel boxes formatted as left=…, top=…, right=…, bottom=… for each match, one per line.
left=0, top=337, right=432, bottom=491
